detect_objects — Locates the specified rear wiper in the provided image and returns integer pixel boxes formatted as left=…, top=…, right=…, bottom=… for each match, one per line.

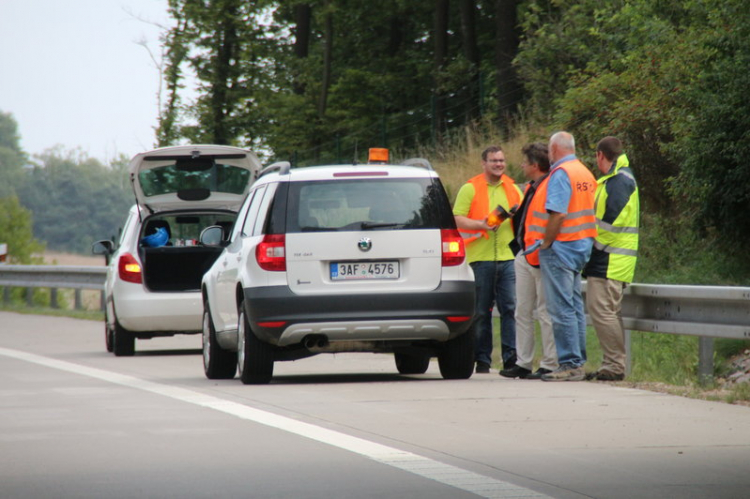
left=361, top=222, right=406, bottom=230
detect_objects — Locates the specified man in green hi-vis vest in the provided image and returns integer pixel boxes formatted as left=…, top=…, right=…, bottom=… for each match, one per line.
left=584, top=136, right=640, bottom=381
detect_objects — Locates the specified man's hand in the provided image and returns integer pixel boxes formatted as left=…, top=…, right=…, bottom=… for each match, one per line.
left=541, top=211, right=565, bottom=248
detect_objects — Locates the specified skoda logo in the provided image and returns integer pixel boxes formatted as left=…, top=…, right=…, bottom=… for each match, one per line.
left=358, top=237, right=372, bottom=252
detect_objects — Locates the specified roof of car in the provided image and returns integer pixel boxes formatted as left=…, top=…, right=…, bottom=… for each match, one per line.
left=257, top=163, right=440, bottom=183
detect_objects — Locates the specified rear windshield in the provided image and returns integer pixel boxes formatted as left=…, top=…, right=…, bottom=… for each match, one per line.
left=138, top=162, right=250, bottom=197
left=283, top=178, right=455, bottom=232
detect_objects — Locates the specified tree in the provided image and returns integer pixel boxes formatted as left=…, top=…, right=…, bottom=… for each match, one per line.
left=673, top=0, right=750, bottom=243
left=0, top=196, right=44, bottom=264
left=16, top=148, right=132, bottom=254
left=0, top=111, right=27, bottom=198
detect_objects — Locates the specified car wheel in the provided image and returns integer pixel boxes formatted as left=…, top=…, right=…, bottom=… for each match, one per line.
left=112, top=317, right=136, bottom=357
left=202, top=306, right=237, bottom=379
left=394, top=352, right=431, bottom=375
left=437, top=331, right=474, bottom=379
left=104, top=312, right=114, bottom=353
left=237, top=305, right=274, bottom=385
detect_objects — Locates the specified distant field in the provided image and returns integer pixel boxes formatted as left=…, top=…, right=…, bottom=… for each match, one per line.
left=42, top=251, right=105, bottom=267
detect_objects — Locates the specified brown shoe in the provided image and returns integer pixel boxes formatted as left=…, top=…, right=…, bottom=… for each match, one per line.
left=596, top=371, right=625, bottom=381
left=541, top=365, right=585, bottom=382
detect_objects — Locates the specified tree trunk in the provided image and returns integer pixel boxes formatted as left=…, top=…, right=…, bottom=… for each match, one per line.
left=158, top=17, right=189, bottom=146
left=494, top=0, right=522, bottom=133
left=433, top=0, right=450, bottom=141
left=293, top=4, right=311, bottom=95
left=318, top=11, right=333, bottom=117
left=211, top=5, right=239, bottom=144
left=459, top=0, right=480, bottom=123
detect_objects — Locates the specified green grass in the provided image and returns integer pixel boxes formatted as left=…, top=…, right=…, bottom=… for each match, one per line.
left=0, top=303, right=103, bottom=322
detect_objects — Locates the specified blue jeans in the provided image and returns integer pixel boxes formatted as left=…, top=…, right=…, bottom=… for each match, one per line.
left=470, top=260, right=517, bottom=367
left=539, top=247, right=587, bottom=367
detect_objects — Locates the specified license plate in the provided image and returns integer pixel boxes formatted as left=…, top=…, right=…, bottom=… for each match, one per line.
left=330, top=261, right=399, bottom=280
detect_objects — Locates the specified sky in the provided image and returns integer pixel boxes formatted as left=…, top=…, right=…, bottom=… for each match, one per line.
left=0, top=0, right=173, bottom=162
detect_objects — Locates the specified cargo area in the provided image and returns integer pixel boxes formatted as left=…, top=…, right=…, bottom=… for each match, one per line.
left=141, top=246, right=224, bottom=292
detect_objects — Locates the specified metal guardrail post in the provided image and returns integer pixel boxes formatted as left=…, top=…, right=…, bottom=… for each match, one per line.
left=698, top=337, right=715, bottom=386
left=50, top=288, right=58, bottom=309
left=624, top=329, right=632, bottom=375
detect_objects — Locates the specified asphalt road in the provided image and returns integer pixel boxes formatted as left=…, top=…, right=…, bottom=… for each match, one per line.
left=1, top=311, right=749, bottom=499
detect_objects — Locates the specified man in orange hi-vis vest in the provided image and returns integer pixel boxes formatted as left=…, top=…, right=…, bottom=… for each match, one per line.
left=454, top=146, right=523, bottom=374
left=524, top=132, right=597, bottom=381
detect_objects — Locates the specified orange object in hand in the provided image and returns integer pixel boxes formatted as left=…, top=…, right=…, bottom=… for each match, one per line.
left=487, top=204, right=519, bottom=227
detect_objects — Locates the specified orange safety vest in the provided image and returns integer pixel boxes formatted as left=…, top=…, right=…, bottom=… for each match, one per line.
left=461, top=173, right=521, bottom=245
left=524, top=159, right=597, bottom=266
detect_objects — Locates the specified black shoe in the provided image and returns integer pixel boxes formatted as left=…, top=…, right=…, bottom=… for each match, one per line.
left=499, top=365, right=531, bottom=379
left=526, top=368, right=552, bottom=380
left=475, top=362, right=491, bottom=374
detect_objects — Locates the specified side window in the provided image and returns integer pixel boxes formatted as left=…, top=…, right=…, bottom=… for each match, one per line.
left=231, top=190, right=256, bottom=241
left=252, top=182, right=278, bottom=236
left=240, top=185, right=267, bottom=236
left=119, top=211, right=136, bottom=246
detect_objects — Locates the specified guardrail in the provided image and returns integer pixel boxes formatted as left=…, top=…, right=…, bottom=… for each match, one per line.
left=1, top=264, right=748, bottom=380
left=617, top=283, right=750, bottom=382
left=0, top=265, right=107, bottom=310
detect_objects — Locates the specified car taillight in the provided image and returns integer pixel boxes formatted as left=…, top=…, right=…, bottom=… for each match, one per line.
left=118, top=253, right=142, bottom=284
left=256, top=234, right=286, bottom=271
left=441, top=229, right=465, bottom=267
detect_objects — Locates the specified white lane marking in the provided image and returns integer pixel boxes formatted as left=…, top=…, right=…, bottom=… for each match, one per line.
left=0, top=347, right=553, bottom=499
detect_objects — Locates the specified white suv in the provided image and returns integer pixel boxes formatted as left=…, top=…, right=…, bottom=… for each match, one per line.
left=92, top=145, right=261, bottom=356
left=200, top=152, right=476, bottom=384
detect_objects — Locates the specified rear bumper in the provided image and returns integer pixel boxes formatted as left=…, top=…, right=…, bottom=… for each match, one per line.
left=243, top=280, right=475, bottom=346
left=113, top=283, right=202, bottom=333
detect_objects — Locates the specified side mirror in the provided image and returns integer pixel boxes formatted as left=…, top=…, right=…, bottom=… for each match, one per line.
left=200, top=226, right=225, bottom=246
left=92, top=240, right=114, bottom=255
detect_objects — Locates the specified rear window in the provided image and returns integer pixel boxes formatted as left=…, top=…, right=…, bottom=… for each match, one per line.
left=138, top=162, right=250, bottom=197
left=283, top=178, right=455, bottom=233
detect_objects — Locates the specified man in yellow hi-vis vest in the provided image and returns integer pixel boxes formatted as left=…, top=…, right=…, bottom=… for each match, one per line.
left=584, top=136, right=640, bottom=381
left=453, top=146, right=523, bottom=374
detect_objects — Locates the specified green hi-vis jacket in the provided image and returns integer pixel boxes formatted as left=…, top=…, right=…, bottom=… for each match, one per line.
left=584, top=154, right=639, bottom=283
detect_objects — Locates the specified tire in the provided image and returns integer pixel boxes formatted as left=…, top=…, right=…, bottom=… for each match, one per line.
left=112, top=317, right=135, bottom=357
left=202, top=306, right=237, bottom=379
left=104, top=313, right=114, bottom=353
left=437, top=331, right=474, bottom=379
left=237, top=305, right=274, bottom=385
left=395, top=352, right=431, bottom=375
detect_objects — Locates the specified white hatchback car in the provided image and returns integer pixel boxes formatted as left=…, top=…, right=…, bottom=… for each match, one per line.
left=200, top=151, right=476, bottom=384
left=92, top=145, right=261, bottom=356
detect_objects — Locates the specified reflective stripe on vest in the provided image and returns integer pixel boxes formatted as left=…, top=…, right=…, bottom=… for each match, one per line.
left=523, top=159, right=597, bottom=265
left=462, top=173, right=521, bottom=245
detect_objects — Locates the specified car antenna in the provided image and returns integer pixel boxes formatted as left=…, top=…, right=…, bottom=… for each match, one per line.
left=353, top=141, right=358, bottom=165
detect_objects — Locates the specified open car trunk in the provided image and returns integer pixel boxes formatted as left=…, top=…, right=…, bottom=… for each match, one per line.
left=141, top=246, right=224, bottom=292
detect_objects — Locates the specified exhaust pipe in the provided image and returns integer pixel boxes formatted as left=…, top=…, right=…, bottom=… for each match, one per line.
left=303, top=335, right=329, bottom=349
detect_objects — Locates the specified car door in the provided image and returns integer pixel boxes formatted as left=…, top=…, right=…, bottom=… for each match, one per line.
left=214, top=185, right=268, bottom=331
